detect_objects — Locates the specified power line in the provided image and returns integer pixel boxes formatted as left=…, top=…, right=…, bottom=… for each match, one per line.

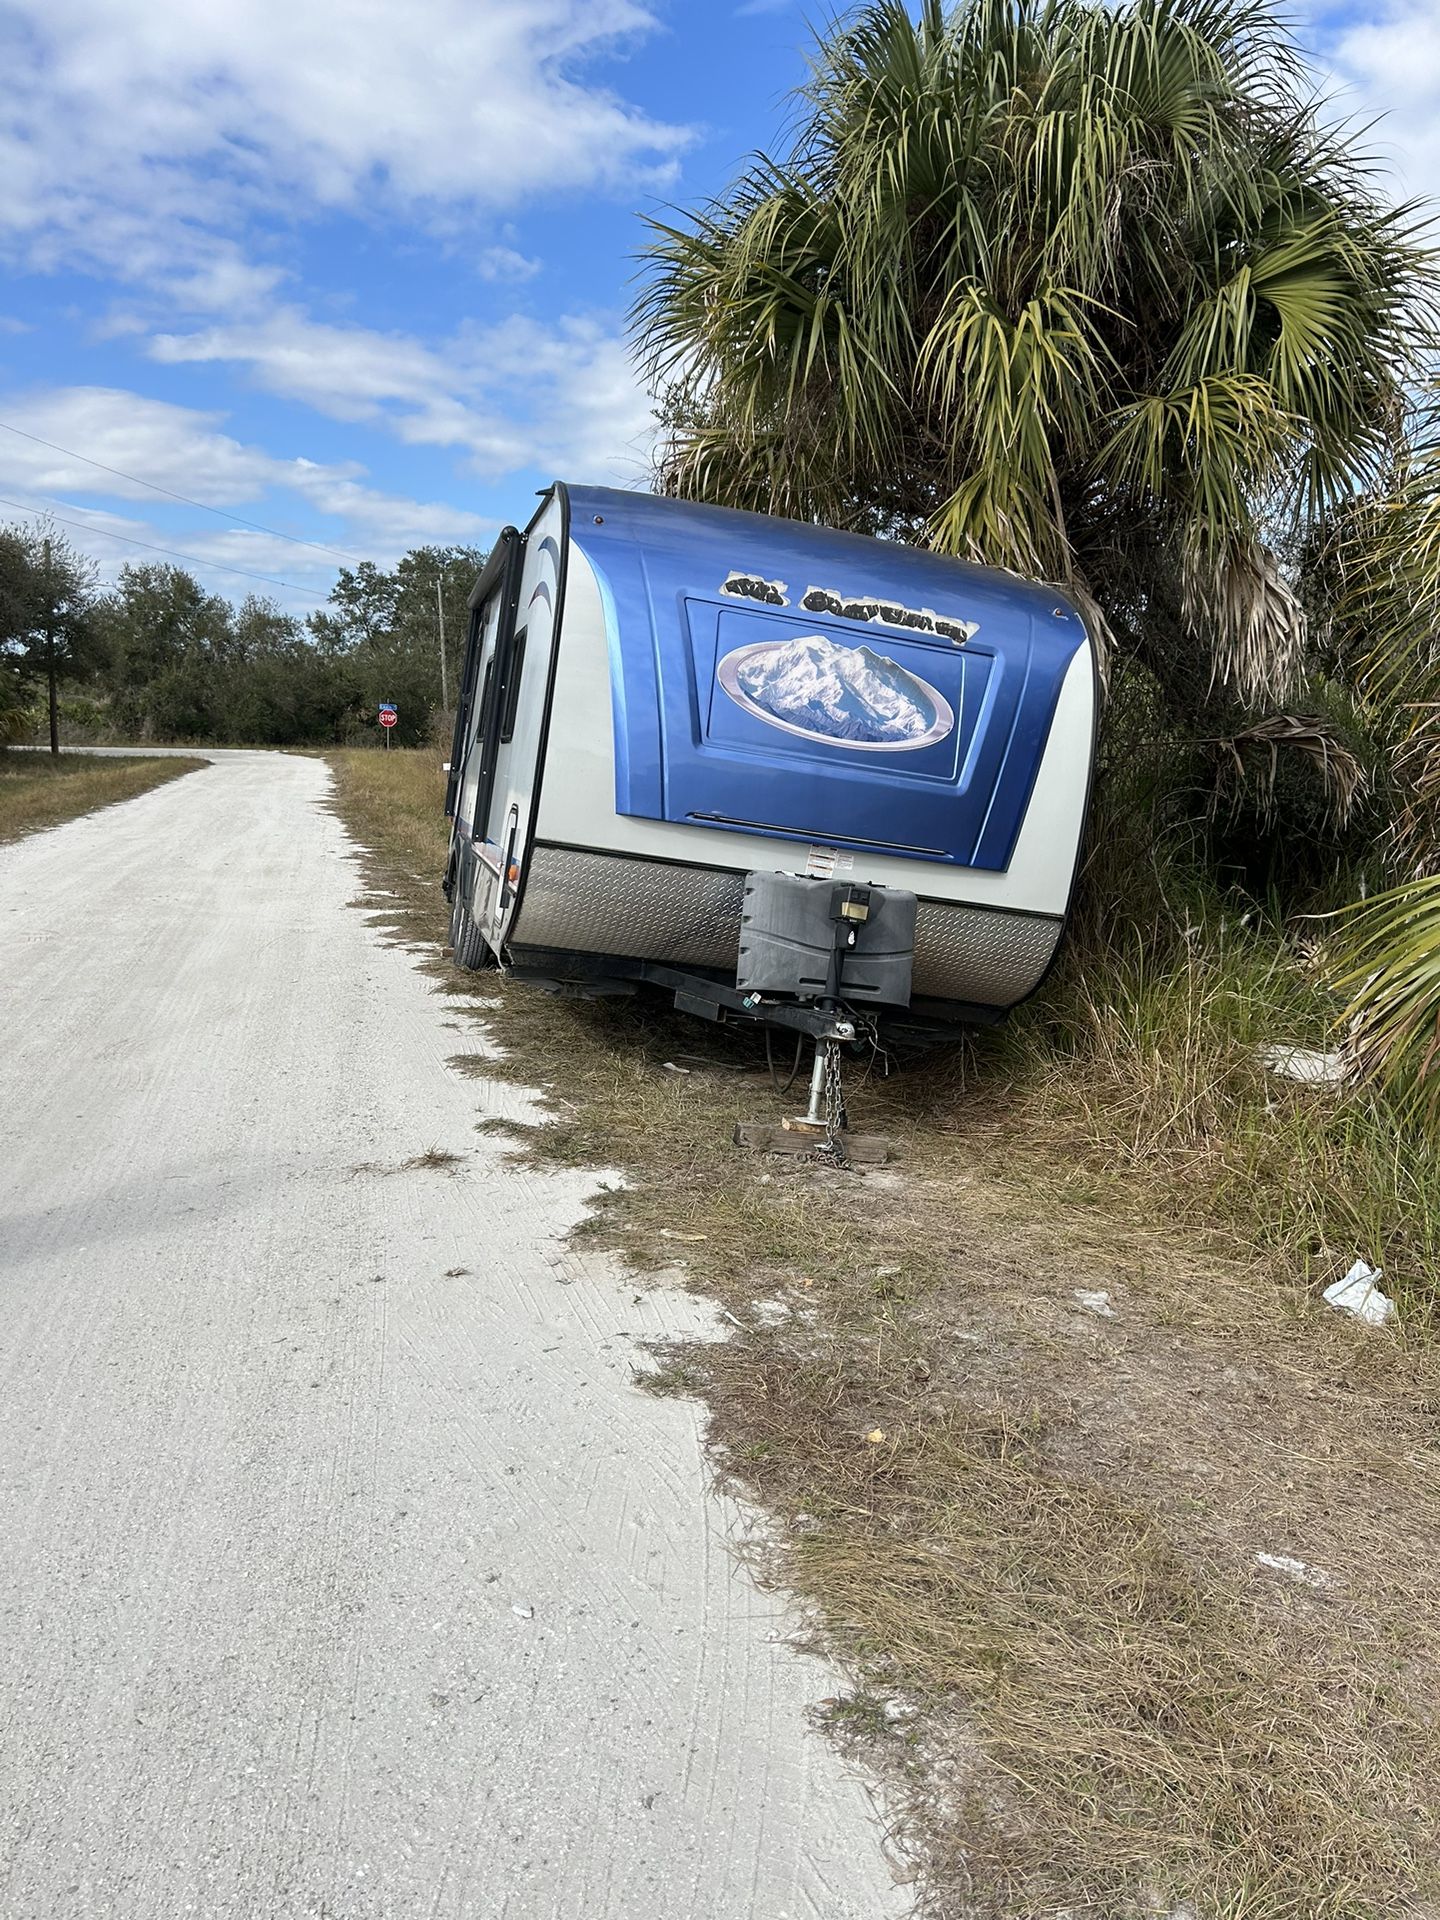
left=0, top=419, right=364, bottom=566
left=0, top=494, right=334, bottom=600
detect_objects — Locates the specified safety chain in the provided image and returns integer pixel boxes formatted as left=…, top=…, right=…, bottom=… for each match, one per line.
left=819, top=1038, right=849, bottom=1168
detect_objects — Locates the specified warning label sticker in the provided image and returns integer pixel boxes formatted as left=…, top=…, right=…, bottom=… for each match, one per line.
left=804, top=845, right=855, bottom=879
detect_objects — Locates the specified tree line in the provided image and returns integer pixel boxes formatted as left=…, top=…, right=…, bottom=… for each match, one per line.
left=0, top=527, right=484, bottom=751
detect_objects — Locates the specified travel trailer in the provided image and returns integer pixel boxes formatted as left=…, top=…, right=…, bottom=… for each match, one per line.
left=444, top=483, right=1097, bottom=1105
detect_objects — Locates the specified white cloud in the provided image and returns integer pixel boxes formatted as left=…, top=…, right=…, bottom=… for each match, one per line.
left=164, top=251, right=291, bottom=318
left=0, top=0, right=691, bottom=292
left=477, top=245, right=543, bottom=284
left=0, top=387, right=295, bottom=507
left=0, top=385, right=496, bottom=608
left=1304, top=1, right=1440, bottom=213
left=148, top=305, right=656, bottom=484
left=0, top=491, right=346, bottom=609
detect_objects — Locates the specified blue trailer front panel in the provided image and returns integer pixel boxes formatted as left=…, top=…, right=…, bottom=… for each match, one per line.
left=566, top=486, right=1088, bottom=871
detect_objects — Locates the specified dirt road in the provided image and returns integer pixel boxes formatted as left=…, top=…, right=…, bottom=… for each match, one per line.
left=0, top=752, right=904, bottom=1920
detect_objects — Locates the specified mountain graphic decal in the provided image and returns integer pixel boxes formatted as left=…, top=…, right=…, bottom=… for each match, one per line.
left=717, top=633, right=955, bottom=751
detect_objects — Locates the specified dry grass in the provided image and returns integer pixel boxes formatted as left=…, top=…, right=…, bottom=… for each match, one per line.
left=991, top=928, right=1440, bottom=1317
left=402, top=1145, right=466, bottom=1171
left=0, top=749, right=206, bottom=842
left=672, top=1260, right=1440, bottom=1917
left=348, top=1146, right=467, bottom=1177
left=328, top=745, right=1440, bottom=1920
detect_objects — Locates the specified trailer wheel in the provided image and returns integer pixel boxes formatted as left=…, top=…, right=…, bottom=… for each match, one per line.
left=449, top=897, right=492, bottom=971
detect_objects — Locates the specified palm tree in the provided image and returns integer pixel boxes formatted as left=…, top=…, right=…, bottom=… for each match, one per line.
left=635, top=0, right=1431, bottom=712
left=1326, top=399, right=1440, bottom=1117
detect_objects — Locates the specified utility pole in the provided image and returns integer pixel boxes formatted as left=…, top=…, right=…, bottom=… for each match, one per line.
left=436, top=578, right=450, bottom=713
left=42, top=535, right=58, bottom=759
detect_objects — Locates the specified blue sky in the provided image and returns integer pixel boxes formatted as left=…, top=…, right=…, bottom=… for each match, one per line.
left=0, top=0, right=1433, bottom=614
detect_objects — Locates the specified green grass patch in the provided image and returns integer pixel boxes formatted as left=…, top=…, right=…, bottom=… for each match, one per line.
left=0, top=749, right=207, bottom=843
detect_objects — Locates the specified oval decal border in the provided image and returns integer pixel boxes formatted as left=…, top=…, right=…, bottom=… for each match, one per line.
left=716, top=636, right=955, bottom=753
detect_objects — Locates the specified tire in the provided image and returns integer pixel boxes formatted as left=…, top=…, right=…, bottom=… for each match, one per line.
left=449, top=895, right=492, bottom=971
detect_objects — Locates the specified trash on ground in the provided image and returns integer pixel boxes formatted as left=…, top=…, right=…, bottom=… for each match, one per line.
left=661, top=1061, right=691, bottom=1075
left=1322, top=1260, right=1394, bottom=1327
left=1073, top=1288, right=1117, bottom=1318
left=658, top=1228, right=708, bottom=1243
left=1259, top=1043, right=1349, bottom=1085
left=511, top=1605, right=534, bottom=1620
left=1256, top=1551, right=1330, bottom=1589
left=865, top=1428, right=886, bottom=1444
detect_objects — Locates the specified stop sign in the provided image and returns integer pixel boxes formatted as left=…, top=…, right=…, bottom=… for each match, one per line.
left=378, top=705, right=397, bottom=729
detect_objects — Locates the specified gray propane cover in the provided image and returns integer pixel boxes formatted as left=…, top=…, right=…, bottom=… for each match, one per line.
left=737, top=871, right=917, bottom=1006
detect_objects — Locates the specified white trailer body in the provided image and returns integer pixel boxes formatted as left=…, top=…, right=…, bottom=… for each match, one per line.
left=445, top=484, right=1097, bottom=1024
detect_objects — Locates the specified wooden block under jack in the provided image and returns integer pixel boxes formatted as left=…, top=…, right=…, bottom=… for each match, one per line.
left=733, top=1121, right=893, bottom=1165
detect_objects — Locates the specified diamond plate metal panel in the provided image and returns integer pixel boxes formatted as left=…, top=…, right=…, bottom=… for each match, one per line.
left=515, top=846, right=746, bottom=968
left=514, top=843, right=1062, bottom=1007
left=912, top=900, right=1061, bottom=1003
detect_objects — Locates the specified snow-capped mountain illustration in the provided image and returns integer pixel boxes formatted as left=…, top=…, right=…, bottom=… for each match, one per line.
left=720, top=634, right=952, bottom=750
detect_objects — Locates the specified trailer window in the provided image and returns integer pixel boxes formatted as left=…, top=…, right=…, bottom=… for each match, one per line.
left=500, top=628, right=527, bottom=743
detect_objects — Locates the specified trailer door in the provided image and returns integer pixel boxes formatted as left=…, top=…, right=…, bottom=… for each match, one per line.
left=455, top=596, right=501, bottom=838
left=484, top=491, right=563, bottom=947
left=453, top=530, right=523, bottom=844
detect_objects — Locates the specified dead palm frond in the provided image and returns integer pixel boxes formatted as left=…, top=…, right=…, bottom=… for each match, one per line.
left=1203, top=711, right=1368, bottom=826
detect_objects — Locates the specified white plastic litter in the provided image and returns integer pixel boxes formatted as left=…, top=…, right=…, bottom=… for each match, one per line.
left=1322, top=1260, right=1394, bottom=1327
left=1259, top=1044, right=1348, bottom=1085
left=1256, top=1552, right=1330, bottom=1589
left=1072, top=1289, right=1116, bottom=1318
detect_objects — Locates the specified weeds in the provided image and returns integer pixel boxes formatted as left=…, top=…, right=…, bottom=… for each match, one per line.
left=0, top=749, right=206, bottom=842
left=349, top=1145, right=466, bottom=1176
left=403, top=1146, right=466, bottom=1172
left=990, top=920, right=1440, bottom=1316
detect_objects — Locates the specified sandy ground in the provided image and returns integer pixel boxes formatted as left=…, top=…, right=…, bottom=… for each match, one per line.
left=0, top=751, right=906, bottom=1920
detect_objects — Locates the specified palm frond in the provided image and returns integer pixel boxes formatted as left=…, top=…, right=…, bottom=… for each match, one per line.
left=1330, top=876, right=1440, bottom=1123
